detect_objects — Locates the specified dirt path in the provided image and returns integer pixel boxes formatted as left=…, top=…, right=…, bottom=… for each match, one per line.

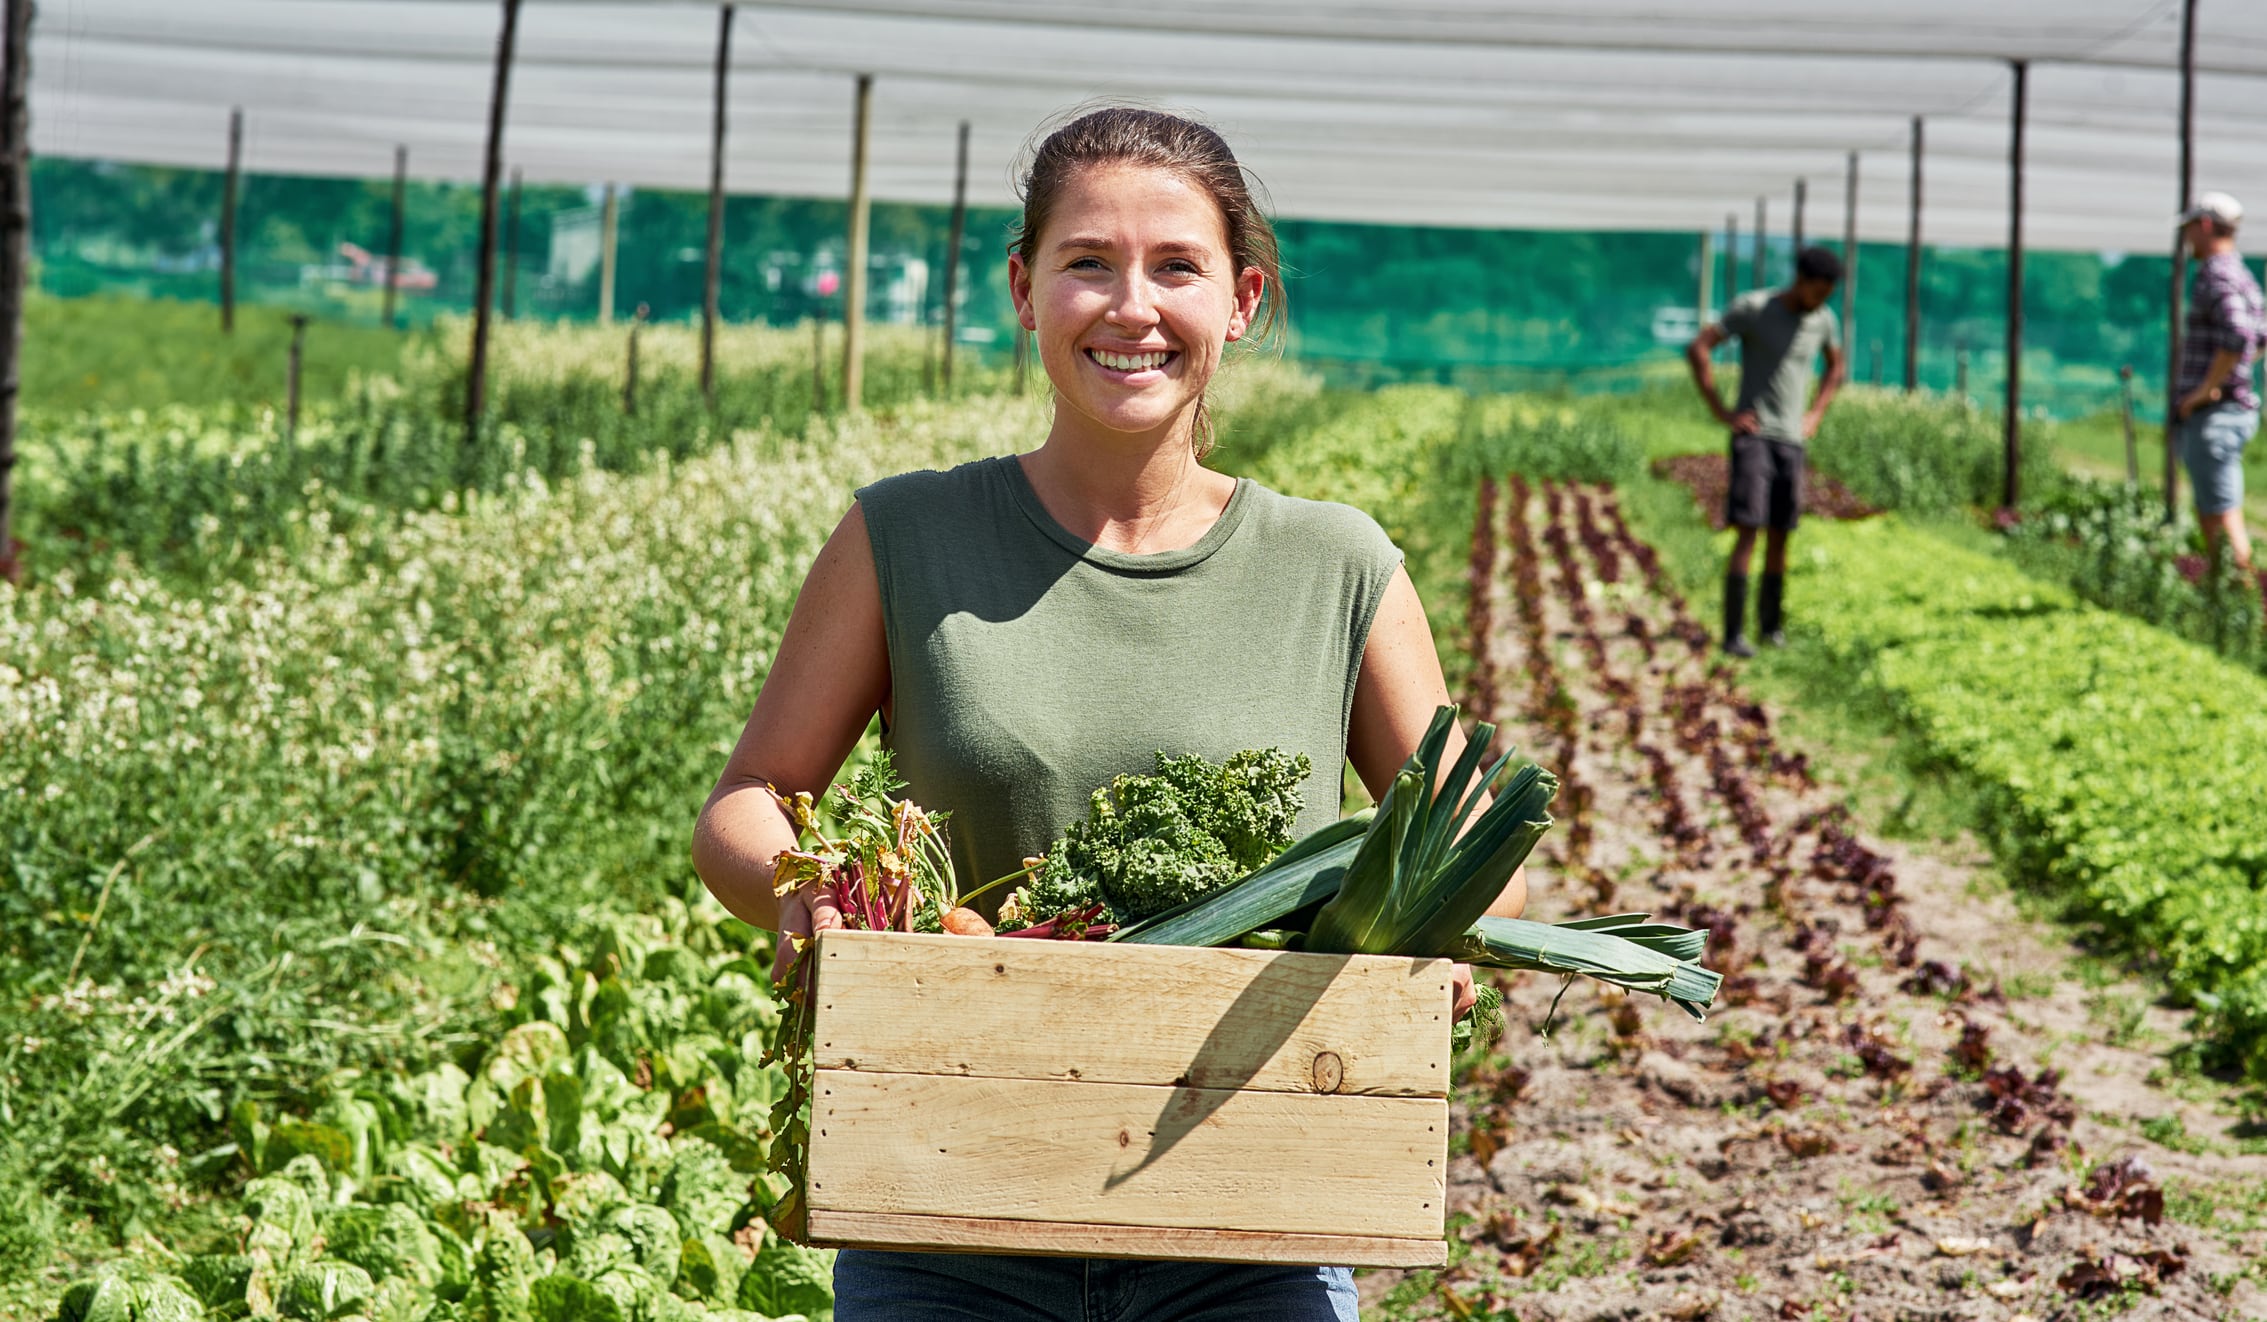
left=1363, top=478, right=2266, bottom=1322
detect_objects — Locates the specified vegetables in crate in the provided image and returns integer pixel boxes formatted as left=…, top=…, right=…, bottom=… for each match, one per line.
left=762, top=706, right=1720, bottom=1239
left=1112, top=706, right=1721, bottom=1020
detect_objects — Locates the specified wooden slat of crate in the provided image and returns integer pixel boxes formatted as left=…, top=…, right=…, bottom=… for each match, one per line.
left=805, top=1069, right=1449, bottom=1241
left=812, top=930, right=1453, bottom=1097
left=803, top=1210, right=1449, bottom=1268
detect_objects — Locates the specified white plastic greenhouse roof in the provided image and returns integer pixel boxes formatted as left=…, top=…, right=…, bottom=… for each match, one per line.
left=20, top=0, right=2267, bottom=251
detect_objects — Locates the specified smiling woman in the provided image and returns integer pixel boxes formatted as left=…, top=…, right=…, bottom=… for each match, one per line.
left=691, top=106, right=1521, bottom=1321
left=1008, top=107, right=1283, bottom=464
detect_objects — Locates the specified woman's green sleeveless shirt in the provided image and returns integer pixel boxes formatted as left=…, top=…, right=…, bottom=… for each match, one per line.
left=856, top=455, right=1404, bottom=916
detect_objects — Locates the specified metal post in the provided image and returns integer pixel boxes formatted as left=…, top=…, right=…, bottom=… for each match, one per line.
left=1841, top=152, right=1859, bottom=351
left=286, top=314, right=307, bottom=440
left=1725, top=211, right=1739, bottom=302
left=464, top=0, right=522, bottom=441
left=841, top=73, right=874, bottom=412
left=1752, top=196, right=1766, bottom=290
left=1697, top=228, right=1714, bottom=327
left=2167, top=0, right=2197, bottom=521
left=2120, top=365, right=2140, bottom=489
left=0, top=0, right=29, bottom=582
left=502, top=165, right=521, bottom=319
left=598, top=183, right=618, bottom=325
left=2003, top=59, right=2028, bottom=511
left=1904, top=116, right=1924, bottom=392
left=941, top=119, right=970, bottom=392
left=222, top=107, right=242, bottom=333
left=1792, top=176, right=1806, bottom=254
left=383, top=145, right=406, bottom=330
left=701, top=4, right=733, bottom=409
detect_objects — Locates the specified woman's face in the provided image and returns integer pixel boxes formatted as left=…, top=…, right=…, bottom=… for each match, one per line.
left=1010, top=164, right=1265, bottom=444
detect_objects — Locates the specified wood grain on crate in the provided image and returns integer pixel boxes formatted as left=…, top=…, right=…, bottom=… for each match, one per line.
left=804, top=1210, right=1450, bottom=1268
left=805, top=1069, right=1449, bottom=1240
left=813, top=930, right=1454, bottom=1097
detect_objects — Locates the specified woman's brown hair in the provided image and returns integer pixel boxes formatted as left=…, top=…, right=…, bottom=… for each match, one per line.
left=1014, top=107, right=1283, bottom=458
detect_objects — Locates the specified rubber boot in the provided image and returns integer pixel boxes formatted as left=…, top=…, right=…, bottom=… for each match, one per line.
left=1722, top=573, right=1754, bottom=657
left=1759, top=573, right=1786, bottom=647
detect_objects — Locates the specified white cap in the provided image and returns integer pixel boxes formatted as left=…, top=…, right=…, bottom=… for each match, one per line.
left=2176, top=190, right=2243, bottom=229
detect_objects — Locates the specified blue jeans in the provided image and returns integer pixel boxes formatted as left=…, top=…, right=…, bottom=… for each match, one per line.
left=833, top=1250, right=1361, bottom=1321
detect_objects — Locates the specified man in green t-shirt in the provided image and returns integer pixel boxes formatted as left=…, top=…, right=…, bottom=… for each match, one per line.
left=1683, top=246, right=1848, bottom=656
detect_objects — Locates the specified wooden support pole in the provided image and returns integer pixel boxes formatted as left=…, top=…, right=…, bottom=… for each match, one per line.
left=1724, top=211, right=1739, bottom=302
left=1841, top=151, right=1859, bottom=352
left=2121, top=365, right=2140, bottom=489
left=2003, top=59, right=2028, bottom=511
left=383, top=145, right=407, bottom=330
left=812, top=313, right=825, bottom=412
left=1792, top=176, right=1806, bottom=253
left=0, top=0, right=29, bottom=581
left=1751, top=196, right=1766, bottom=290
left=841, top=73, right=873, bottom=412
left=286, top=314, right=307, bottom=440
left=1697, top=229, right=1713, bottom=326
left=503, top=165, right=521, bottom=320
left=1905, top=116, right=1924, bottom=393
left=464, top=0, right=522, bottom=442
left=222, top=107, right=242, bottom=333
left=941, top=119, right=970, bottom=392
left=701, top=4, right=733, bottom=408
left=598, top=183, right=618, bottom=325
left=2166, top=0, right=2196, bottom=522
left=625, top=302, right=648, bottom=416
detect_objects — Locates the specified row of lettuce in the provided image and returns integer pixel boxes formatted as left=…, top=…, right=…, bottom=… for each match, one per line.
left=1808, top=391, right=2267, bottom=677
left=1797, top=518, right=2267, bottom=1080
left=55, top=904, right=834, bottom=1322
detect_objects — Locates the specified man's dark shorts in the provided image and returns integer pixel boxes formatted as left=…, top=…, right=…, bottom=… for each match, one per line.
left=1727, top=432, right=1806, bottom=531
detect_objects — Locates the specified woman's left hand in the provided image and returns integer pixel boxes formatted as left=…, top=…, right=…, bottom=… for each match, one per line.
left=1450, top=963, right=1477, bottom=1019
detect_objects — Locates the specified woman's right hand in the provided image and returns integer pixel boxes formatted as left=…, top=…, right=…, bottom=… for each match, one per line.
left=773, top=882, right=845, bottom=983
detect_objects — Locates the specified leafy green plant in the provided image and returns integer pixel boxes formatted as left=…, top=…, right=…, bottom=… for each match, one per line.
left=1798, top=516, right=2267, bottom=1082
left=1808, top=389, right=2061, bottom=515
left=2004, top=476, right=2266, bottom=673
left=43, top=904, right=825, bottom=1322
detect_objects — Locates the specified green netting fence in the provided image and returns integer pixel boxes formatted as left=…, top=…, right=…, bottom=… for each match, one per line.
left=30, top=157, right=2242, bottom=422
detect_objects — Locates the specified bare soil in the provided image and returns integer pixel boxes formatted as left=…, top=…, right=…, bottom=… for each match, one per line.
left=1362, top=478, right=2266, bottom=1322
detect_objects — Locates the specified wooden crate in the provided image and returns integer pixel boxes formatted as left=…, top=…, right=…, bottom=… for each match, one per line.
left=798, top=929, right=1453, bottom=1267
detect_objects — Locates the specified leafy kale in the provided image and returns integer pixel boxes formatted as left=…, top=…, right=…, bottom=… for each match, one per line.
left=1014, top=749, right=1312, bottom=925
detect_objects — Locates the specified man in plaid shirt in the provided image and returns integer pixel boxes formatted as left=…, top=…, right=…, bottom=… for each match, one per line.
left=2174, top=190, right=2264, bottom=572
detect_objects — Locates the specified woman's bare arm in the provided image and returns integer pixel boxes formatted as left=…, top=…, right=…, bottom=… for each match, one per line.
left=691, top=503, right=890, bottom=950
left=1348, top=566, right=1528, bottom=921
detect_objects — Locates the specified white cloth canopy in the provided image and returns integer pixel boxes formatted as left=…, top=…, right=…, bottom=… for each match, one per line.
left=20, top=0, right=2267, bottom=251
